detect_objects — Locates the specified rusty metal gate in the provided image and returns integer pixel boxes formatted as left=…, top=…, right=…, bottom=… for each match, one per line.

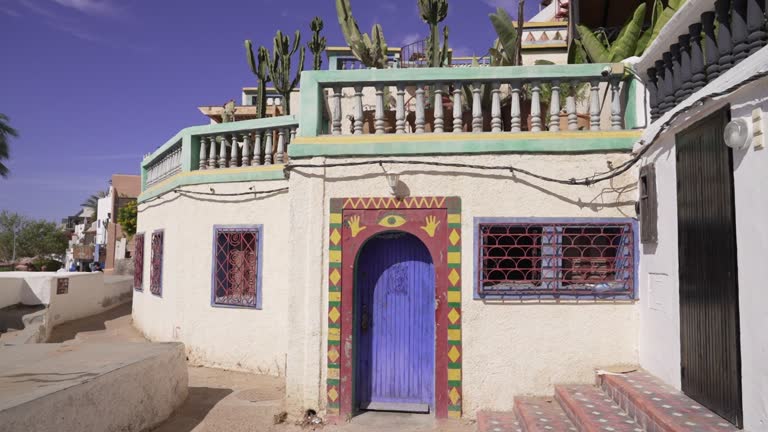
left=676, top=108, right=742, bottom=427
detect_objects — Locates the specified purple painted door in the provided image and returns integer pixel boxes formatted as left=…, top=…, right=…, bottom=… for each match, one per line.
left=355, top=232, right=435, bottom=413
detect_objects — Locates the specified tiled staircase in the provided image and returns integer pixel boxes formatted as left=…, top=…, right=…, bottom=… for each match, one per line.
left=477, top=369, right=739, bottom=432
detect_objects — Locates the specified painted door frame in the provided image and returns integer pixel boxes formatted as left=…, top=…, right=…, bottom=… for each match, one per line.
left=326, top=197, right=462, bottom=419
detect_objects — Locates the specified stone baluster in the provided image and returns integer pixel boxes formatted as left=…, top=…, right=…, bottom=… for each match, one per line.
left=374, top=84, right=385, bottom=135
left=655, top=61, right=668, bottom=114
left=276, top=129, right=286, bottom=163
left=746, top=0, right=767, bottom=55
left=415, top=84, right=426, bottom=134
left=589, top=80, right=600, bottom=131
left=433, top=84, right=445, bottom=133
left=452, top=82, right=463, bottom=133
left=331, top=87, right=342, bottom=135
left=647, top=68, right=660, bottom=121
left=732, top=0, right=749, bottom=63
left=510, top=81, right=522, bottom=132
left=253, top=132, right=263, bottom=166
left=610, top=79, right=622, bottom=130
left=242, top=133, right=251, bottom=167
left=199, top=137, right=207, bottom=170
left=549, top=80, right=560, bottom=132
left=689, top=23, right=707, bottom=94
left=702, top=12, right=720, bottom=82
left=471, top=82, right=483, bottom=133
left=264, top=130, right=273, bottom=165
left=290, top=127, right=297, bottom=142
left=353, top=86, right=363, bottom=135
left=567, top=81, right=578, bottom=131
left=207, top=136, right=217, bottom=169
left=491, top=82, right=502, bottom=133
left=530, top=81, right=542, bottom=132
left=678, top=35, right=694, bottom=100
left=219, top=135, right=229, bottom=168
left=230, top=134, right=239, bottom=168
left=662, top=53, right=676, bottom=112
left=671, top=44, right=684, bottom=104
left=395, top=84, right=406, bottom=134
left=716, top=0, right=734, bottom=76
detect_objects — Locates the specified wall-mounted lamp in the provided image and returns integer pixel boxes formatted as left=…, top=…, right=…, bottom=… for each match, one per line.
left=385, top=171, right=400, bottom=196
left=724, top=118, right=751, bottom=150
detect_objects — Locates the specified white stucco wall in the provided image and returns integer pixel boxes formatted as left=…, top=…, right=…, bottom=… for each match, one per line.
left=133, top=180, right=291, bottom=376
left=637, top=74, right=768, bottom=430
left=283, top=153, right=640, bottom=416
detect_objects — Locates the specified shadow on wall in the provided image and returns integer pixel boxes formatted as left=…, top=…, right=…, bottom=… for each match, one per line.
left=47, top=302, right=132, bottom=343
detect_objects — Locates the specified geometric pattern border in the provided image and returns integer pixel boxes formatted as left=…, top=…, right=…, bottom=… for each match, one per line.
left=326, top=196, right=462, bottom=419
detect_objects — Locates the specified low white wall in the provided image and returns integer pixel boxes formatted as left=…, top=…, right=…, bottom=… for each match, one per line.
left=0, top=272, right=133, bottom=334
left=637, top=73, right=768, bottom=430
left=134, top=180, right=291, bottom=376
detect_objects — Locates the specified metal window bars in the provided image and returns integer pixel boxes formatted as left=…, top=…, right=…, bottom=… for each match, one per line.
left=213, top=227, right=259, bottom=308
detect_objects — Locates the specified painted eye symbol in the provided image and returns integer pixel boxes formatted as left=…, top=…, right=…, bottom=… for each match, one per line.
left=378, top=214, right=407, bottom=228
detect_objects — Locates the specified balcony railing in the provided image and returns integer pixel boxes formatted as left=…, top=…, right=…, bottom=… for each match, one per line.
left=297, top=63, right=631, bottom=138
left=145, top=141, right=182, bottom=189
left=639, top=0, right=767, bottom=121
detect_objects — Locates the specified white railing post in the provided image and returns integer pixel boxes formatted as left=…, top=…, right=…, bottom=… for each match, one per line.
left=610, top=79, right=622, bottom=130
left=276, top=129, right=286, bottom=163
left=415, top=84, right=426, bottom=134
left=510, top=81, right=521, bottom=133
left=433, top=84, right=444, bottom=133
left=396, top=84, right=406, bottom=134
left=208, top=136, right=217, bottom=169
left=219, top=135, right=228, bottom=168
left=353, top=86, right=363, bottom=135
left=242, top=133, right=251, bottom=167
left=491, top=82, right=502, bottom=133
left=199, top=137, right=207, bottom=170
left=374, top=84, right=385, bottom=134
left=530, top=81, right=542, bottom=132
left=472, top=82, right=482, bottom=133
left=567, top=80, right=578, bottom=131
left=332, top=87, right=342, bottom=135
left=253, top=132, right=263, bottom=166
left=549, top=80, right=561, bottom=132
left=452, top=82, right=463, bottom=133
left=230, top=134, right=239, bottom=168
left=590, top=80, right=600, bottom=131
left=264, top=130, right=273, bottom=165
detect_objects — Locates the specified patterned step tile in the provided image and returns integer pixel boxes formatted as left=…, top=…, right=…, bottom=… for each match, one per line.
left=513, top=397, right=578, bottom=432
left=554, top=385, right=642, bottom=432
left=599, top=370, right=740, bottom=432
left=476, top=410, right=521, bottom=432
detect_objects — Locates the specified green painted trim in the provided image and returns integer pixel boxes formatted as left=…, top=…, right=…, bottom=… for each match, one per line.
left=289, top=135, right=637, bottom=157
left=138, top=166, right=287, bottom=203
left=142, top=116, right=299, bottom=168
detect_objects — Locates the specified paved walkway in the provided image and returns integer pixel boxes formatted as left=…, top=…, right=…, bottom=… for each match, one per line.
left=53, top=303, right=475, bottom=432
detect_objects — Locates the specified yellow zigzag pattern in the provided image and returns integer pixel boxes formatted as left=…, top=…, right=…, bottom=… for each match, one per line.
left=343, top=196, right=446, bottom=210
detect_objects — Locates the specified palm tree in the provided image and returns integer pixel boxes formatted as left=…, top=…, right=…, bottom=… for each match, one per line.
left=0, top=113, right=19, bottom=178
left=81, top=190, right=109, bottom=212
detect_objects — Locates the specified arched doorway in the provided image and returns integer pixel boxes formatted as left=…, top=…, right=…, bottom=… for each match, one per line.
left=355, top=232, right=435, bottom=413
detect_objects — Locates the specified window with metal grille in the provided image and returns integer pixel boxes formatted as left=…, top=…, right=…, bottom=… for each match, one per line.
left=475, top=219, right=636, bottom=300
left=133, top=233, right=144, bottom=291
left=211, top=226, right=262, bottom=309
left=150, top=230, right=164, bottom=296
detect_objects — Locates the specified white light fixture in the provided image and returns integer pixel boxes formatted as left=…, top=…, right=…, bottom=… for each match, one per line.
left=385, top=171, right=400, bottom=196
left=724, top=118, right=752, bottom=150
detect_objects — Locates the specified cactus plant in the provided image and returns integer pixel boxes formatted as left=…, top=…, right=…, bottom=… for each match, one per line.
left=308, top=17, right=327, bottom=70
left=245, top=41, right=271, bottom=119
left=418, top=0, right=450, bottom=67
left=268, top=30, right=305, bottom=115
left=336, top=0, right=389, bottom=69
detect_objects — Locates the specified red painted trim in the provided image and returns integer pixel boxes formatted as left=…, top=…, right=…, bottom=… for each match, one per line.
left=336, top=198, right=453, bottom=418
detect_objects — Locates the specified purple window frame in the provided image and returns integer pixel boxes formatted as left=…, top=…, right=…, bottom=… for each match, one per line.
left=210, top=225, right=263, bottom=309
left=133, top=232, right=145, bottom=291
left=150, top=229, right=164, bottom=297
left=473, top=217, right=639, bottom=301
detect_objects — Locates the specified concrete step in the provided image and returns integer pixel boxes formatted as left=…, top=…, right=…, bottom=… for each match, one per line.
left=599, top=370, right=740, bottom=431
left=476, top=410, right=521, bottom=432
left=513, top=397, right=577, bottom=432
left=554, top=385, right=642, bottom=432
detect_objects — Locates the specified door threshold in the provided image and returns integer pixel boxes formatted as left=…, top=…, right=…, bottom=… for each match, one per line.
left=359, top=402, right=430, bottom=414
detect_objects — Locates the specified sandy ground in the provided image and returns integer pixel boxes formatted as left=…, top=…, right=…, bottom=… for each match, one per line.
left=51, top=302, right=476, bottom=432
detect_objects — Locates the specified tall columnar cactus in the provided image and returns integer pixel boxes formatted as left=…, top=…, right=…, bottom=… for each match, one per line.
left=308, top=17, right=327, bottom=71
left=336, top=0, right=389, bottom=69
left=268, top=30, right=305, bottom=116
left=418, top=0, right=450, bottom=67
left=245, top=40, right=271, bottom=119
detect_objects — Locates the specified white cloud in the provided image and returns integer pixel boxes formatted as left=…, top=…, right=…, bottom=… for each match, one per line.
left=51, top=0, right=117, bottom=15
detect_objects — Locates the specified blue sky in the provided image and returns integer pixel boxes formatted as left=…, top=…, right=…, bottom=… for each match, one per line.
left=0, top=0, right=541, bottom=221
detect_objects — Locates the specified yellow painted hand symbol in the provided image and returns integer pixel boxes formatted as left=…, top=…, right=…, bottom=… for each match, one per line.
left=420, top=216, right=440, bottom=238
left=348, top=215, right=367, bottom=238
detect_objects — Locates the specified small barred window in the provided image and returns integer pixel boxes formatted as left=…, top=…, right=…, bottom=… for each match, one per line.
left=212, top=226, right=262, bottom=309
left=477, top=220, right=635, bottom=300
left=150, top=230, right=164, bottom=296
left=133, top=233, right=144, bottom=291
